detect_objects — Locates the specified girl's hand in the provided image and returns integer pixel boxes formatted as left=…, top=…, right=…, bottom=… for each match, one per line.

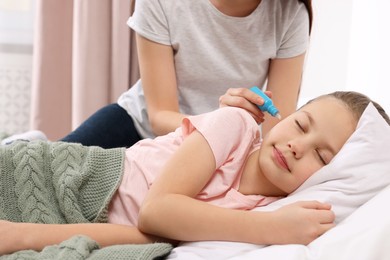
left=262, top=201, right=335, bottom=245
left=219, top=87, right=272, bottom=124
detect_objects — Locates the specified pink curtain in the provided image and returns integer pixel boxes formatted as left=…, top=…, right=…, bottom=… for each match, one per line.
left=31, top=0, right=139, bottom=140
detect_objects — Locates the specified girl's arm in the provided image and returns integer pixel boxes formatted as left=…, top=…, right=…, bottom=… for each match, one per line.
left=0, top=220, right=172, bottom=255
left=136, top=34, right=186, bottom=136
left=218, top=53, right=305, bottom=134
left=138, top=130, right=335, bottom=245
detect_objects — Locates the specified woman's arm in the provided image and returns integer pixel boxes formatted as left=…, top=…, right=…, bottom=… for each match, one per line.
left=0, top=220, right=171, bottom=255
left=138, top=130, right=335, bottom=245
left=136, top=34, right=185, bottom=136
left=262, top=53, right=306, bottom=135
left=218, top=53, right=306, bottom=134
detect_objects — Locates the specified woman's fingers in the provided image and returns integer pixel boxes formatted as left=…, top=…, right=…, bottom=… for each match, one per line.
left=219, top=88, right=266, bottom=123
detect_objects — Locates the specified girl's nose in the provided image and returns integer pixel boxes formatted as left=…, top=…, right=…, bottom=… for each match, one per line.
left=288, top=141, right=304, bottom=159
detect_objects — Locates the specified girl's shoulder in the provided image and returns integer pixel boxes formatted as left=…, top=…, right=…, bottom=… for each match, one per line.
left=182, top=107, right=261, bottom=169
left=183, top=107, right=259, bottom=140
left=214, top=107, right=256, bottom=124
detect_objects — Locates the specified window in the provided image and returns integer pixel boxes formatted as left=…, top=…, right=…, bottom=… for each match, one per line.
left=0, top=0, right=35, bottom=135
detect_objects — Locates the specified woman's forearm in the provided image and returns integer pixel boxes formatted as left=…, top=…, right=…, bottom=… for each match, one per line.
left=149, top=110, right=187, bottom=136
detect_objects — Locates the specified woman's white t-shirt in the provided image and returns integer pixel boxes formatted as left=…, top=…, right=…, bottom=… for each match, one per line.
left=118, top=0, right=310, bottom=138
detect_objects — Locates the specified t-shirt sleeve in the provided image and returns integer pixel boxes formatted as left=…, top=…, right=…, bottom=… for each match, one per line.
left=181, top=107, right=260, bottom=169
left=127, top=0, right=171, bottom=45
left=276, top=3, right=310, bottom=58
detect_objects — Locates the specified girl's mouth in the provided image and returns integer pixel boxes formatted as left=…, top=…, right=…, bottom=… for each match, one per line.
left=273, top=146, right=290, bottom=172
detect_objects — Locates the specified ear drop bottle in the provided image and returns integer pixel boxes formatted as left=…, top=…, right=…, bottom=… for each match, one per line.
left=249, top=86, right=282, bottom=120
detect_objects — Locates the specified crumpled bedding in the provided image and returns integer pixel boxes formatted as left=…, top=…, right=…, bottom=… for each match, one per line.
left=0, top=140, right=172, bottom=259
left=1, top=235, right=172, bottom=260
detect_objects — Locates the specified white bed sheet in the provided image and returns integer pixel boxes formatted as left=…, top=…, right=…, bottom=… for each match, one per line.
left=168, top=184, right=390, bottom=260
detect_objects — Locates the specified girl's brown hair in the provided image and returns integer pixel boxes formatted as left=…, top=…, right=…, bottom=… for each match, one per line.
left=313, top=91, right=390, bottom=125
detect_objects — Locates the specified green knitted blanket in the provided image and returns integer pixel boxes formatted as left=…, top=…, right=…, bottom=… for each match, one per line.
left=0, top=140, right=172, bottom=259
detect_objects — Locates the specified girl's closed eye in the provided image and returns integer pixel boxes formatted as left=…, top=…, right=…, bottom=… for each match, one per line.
left=316, top=149, right=327, bottom=165
left=295, top=120, right=305, bottom=132
left=295, top=117, right=327, bottom=165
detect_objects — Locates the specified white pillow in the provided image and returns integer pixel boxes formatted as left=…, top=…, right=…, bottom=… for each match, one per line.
left=255, top=102, right=390, bottom=223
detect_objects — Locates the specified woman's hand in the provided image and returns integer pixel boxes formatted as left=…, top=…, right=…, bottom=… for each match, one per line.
left=219, top=87, right=272, bottom=124
left=261, top=201, right=336, bottom=245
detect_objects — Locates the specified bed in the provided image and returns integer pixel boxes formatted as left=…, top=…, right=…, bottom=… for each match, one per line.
left=1, top=103, right=389, bottom=259
left=168, top=185, right=390, bottom=259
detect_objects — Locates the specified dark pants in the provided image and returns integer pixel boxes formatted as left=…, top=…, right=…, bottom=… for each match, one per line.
left=61, top=103, right=142, bottom=149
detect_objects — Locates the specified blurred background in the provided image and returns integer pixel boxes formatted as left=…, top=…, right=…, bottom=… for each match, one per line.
left=300, top=0, right=390, bottom=110
left=0, top=0, right=389, bottom=139
left=0, top=0, right=35, bottom=136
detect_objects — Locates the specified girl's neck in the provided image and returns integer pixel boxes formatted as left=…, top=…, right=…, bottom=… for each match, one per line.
left=239, top=149, right=287, bottom=197
left=209, top=0, right=262, bottom=17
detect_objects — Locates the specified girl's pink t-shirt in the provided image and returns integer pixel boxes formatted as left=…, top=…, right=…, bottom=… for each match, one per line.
left=108, top=107, right=279, bottom=226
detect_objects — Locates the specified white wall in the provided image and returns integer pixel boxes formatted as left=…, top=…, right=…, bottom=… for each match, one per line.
left=300, top=0, right=390, bottom=112
left=347, top=0, right=390, bottom=112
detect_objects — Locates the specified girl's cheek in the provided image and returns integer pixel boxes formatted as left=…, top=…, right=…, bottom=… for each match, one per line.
left=306, top=164, right=321, bottom=179
left=297, top=163, right=320, bottom=182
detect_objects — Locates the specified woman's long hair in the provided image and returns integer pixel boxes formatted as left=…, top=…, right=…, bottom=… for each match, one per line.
left=298, top=0, right=313, bottom=33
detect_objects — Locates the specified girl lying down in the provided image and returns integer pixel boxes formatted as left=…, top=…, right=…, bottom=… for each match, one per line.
left=0, top=91, right=389, bottom=255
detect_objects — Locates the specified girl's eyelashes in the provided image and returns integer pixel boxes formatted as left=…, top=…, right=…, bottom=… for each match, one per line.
left=295, top=120, right=305, bottom=132
left=316, top=149, right=327, bottom=165
left=295, top=118, right=327, bottom=165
